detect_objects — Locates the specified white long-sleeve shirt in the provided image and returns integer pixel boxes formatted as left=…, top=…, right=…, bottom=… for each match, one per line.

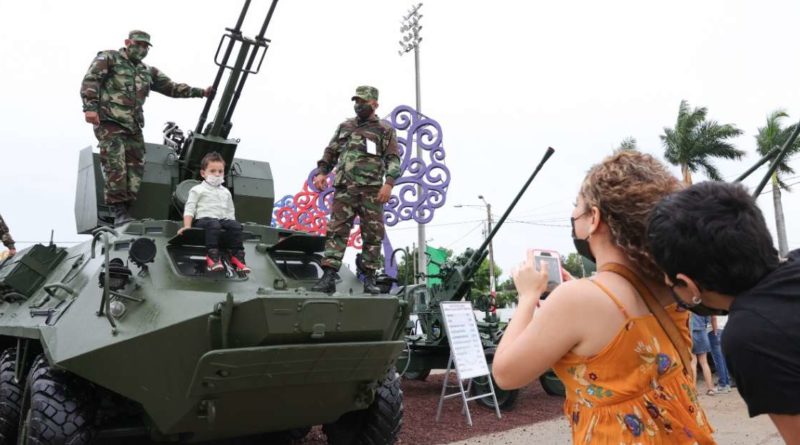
left=183, top=181, right=236, bottom=220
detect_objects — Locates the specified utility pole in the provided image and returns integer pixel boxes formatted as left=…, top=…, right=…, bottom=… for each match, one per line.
left=399, top=3, right=426, bottom=284
left=479, top=195, right=496, bottom=314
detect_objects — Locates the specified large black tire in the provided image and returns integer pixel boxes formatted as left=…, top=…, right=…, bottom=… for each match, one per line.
left=401, top=369, right=430, bottom=382
left=470, top=348, right=519, bottom=411
left=539, top=370, right=566, bottom=397
left=17, top=355, right=96, bottom=445
left=470, top=375, right=519, bottom=411
left=323, top=368, right=403, bottom=445
left=0, top=348, right=23, bottom=443
left=262, top=426, right=311, bottom=444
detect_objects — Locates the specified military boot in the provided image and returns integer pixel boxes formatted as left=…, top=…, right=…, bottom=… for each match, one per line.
left=113, top=204, right=133, bottom=227
left=311, top=267, right=338, bottom=294
left=363, top=271, right=381, bottom=295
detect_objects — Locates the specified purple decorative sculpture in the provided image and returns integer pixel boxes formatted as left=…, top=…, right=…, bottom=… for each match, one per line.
left=271, top=105, right=450, bottom=277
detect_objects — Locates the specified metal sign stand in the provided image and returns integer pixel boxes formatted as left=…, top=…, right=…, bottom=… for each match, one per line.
left=435, top=301, right=501, bottom=426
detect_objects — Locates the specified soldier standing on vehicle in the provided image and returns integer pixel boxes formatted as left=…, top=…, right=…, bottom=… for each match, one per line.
left=80, top=30, right=213, bottom=226
left=0, top=213, right=16, bottom=257
left=311, top=86, right=401, bottom=295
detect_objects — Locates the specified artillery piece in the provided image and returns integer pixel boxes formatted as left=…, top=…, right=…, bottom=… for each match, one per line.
left=0, top=2, right=411, bottom=443
left=395, top=147, right=565, bottom=409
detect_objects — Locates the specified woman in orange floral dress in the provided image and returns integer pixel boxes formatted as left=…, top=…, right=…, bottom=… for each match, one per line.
left=494, top=151, right=714, bottom=444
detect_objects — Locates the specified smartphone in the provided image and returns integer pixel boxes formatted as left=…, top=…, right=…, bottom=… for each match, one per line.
left=533, top=249, right=563, bottom=291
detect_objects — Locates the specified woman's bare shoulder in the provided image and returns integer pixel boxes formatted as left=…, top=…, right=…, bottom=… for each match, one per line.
left=542, top=278, right=605, bottom=310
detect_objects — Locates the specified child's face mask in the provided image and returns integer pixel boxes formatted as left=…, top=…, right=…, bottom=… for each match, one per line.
left=205, top=175, right=224, bottom=187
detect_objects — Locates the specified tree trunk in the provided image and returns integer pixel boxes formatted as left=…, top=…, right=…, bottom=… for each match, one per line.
left=772, top=174, right=789, bottom=258
left=681, top=164, right=693, bottom=185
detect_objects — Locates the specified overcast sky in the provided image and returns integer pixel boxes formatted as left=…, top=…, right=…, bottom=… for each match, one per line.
left=1, top=0, right=799, bottom=282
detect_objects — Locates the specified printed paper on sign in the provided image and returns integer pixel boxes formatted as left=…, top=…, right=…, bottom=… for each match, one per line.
left=366, top=139, right=377, bottom=155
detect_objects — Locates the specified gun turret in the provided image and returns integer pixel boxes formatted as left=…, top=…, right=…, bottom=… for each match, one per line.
left=429, top=147, right=555, bottom=304
left=180, top=0, right=278, bottom=181
left=75, top=0, right=278, bottom=232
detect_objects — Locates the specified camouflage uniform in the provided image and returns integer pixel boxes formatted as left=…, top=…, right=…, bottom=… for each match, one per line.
left=0, top=214, right=14, bottom=251
left=317, top=86, right=401, bottom=272
left=80, top=30, right=205, bottom=205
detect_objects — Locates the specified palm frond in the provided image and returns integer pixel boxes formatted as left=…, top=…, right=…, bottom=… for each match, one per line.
left=696, top=159, right=723, bottom=181
left=618, top=137, right=638, bottom=151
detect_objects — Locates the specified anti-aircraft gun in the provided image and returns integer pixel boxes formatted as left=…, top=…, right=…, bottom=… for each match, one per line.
left=396, top=147, right=565, bottom=409
left=77, top=0, right=278, bottom=231
left=0, top=2, right=411, bottom=443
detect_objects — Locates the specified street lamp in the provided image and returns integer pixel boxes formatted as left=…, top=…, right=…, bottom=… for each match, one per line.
left=455, top=197, right=497, bottom=315
left=477, top=195, right=497, bottom=314
left=398, top=3, right=426, bottom=284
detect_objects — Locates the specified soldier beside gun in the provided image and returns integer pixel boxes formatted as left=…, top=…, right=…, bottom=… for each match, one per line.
left=311, top=86, right=401, bottom=295
left=80, top=30, right=213, bottom=226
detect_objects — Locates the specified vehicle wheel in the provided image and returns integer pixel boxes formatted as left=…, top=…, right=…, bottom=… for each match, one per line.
left=323, top=367, right=403, bottom=445
left=263, top=426, right=311, bottom=444
left=470, top=374, right=519, bottom=411
left=402, top=369, right=430, bottom=381
left=470, top=348, right=519, bottom=411
left=539, top=369, right=566, bottom=397
left=17, top=355, right=96, bottom=445
left=0, top=348, right=22, bottom=442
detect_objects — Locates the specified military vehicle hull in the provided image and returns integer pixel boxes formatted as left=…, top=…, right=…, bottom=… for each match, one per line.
left=0, top=220, right=409, bottom=442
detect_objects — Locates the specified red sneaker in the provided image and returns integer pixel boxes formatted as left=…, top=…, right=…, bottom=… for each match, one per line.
left=205, top=256, right=224, bottom=272
left=230, top=256, right=251, bottom=274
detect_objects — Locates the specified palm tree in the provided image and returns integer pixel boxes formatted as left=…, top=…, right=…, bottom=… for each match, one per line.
left=755, top=110, right=800, bottom=257
left=617, top=137, right=638, bottom=151
left=661, top=100, right=744, bottom=184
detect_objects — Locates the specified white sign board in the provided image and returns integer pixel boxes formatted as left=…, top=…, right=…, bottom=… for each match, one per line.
left=440, top=301, right=490, bottom=380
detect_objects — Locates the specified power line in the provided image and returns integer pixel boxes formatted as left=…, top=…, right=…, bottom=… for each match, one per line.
left=389, top=219, right=484, bottom=231
left=444, top=222, right=485, bottom=249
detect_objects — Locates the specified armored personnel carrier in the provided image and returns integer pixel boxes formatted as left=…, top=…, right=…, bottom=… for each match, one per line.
left=0, top=1, right=409, bottom=443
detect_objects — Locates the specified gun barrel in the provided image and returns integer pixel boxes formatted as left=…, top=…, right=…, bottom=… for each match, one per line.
left=749, top=122, right=800, bottom=197
left=194, top=0, right=251, bottom=134
left=224, top=0, right=279, bottom=127
left=464, top=146, right=555, bottom=275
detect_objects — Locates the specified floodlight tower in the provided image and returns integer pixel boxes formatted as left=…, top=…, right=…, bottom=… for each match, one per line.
left=398, top=3, right=426, bottom=283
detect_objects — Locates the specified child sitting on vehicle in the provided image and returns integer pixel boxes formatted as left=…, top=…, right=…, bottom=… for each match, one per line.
left=178, top=152, right=250, bottom=274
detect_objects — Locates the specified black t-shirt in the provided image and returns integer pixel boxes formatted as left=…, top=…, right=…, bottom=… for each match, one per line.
left=723, top=249, right=800, bottom=417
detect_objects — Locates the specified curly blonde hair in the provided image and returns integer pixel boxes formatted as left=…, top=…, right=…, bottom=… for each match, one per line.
left=580, top=150, right=681, bottom=279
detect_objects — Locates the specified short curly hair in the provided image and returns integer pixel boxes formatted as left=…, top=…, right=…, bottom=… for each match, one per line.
left=200, top=151, right=225, bottom=171
left=579, top=150, right=681, bottom=280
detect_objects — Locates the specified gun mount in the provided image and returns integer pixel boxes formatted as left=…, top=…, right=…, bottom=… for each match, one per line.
left=397, top=147, right=563, bottom=408
left=75, top=0, right=278, bottom=234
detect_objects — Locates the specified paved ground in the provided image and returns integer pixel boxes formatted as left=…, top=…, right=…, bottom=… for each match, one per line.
left=446, top=391, right=784, bottom=445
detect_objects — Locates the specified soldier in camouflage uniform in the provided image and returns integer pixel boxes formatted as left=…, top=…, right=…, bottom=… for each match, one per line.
left=0, top=213, right=16, bottom=257
left=80, top=30, right=212, bottom=226
left=311, top=86, right=401, bottom=295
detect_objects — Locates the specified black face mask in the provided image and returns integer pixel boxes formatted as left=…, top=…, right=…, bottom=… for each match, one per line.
left=669, top=285, right=729, bottom=316
left=354, top=103, right=373, bottom=120
left=570, top=215, right=595, bottom=263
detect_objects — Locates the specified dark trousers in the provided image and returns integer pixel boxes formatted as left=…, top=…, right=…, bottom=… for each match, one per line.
left=194, top=218, right=244, bottom=252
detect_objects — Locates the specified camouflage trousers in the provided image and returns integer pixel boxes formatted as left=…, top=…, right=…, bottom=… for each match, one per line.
left=93, top=121, right=145, bottom=205
left=322, top=186, right=385, bottom=272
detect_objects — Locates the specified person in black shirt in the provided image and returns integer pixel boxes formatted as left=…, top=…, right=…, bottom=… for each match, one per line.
left=647, top=181, right=800, bottom=444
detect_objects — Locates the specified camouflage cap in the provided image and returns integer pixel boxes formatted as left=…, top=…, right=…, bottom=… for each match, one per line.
left=128, top=30, right=152, bottom=46
left=351, top=85, right=379, bottom=102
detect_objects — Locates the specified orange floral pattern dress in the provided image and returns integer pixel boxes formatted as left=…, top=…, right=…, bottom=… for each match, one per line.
left=552, top=281, right=715, bottom=444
